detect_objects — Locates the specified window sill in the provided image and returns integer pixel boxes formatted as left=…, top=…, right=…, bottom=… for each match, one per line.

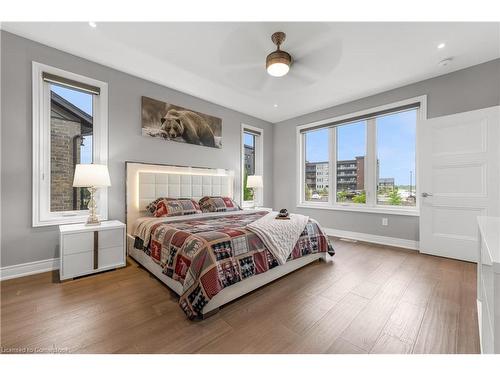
left=296, top=203, right=419, bottom=217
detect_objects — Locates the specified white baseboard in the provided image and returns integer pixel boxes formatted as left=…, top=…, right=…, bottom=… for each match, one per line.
left=324, top=228, right=420, bottom=251
left=0, top=258, right=59, bottom=281
left=0, top=228, right=418, bottom=281
left=477, top=299, right=483, bottom=354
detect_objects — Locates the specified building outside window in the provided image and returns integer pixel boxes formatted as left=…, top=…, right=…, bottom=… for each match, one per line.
left=50, top=85, right=93, bottom=212
left=243, top=132, right=256, bottom=200
left=304, top=128, right=329, bottom=202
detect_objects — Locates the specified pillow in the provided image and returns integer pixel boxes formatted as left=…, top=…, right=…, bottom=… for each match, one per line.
left=146, top=198, right=201, bottom=217
left=199, top=196, right=241, bottom=213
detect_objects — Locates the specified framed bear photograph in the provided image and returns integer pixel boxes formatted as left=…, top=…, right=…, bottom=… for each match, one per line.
left=141, top=96, right=222, bottom=149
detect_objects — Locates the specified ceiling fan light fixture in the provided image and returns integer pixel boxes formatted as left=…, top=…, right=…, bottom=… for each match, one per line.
left=266, top=32, right=292, bottom=77
left=266, top=56, right=291, bottom=77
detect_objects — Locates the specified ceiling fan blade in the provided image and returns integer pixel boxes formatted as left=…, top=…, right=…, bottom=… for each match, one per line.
left=224, top=61, right=262, bottom=70
left=292, top=38, right=343, bottom=76
left=252, top=76, right=274, bottom=91
left=290, top=63, right=322, bottom=83
left=218, top=25, right=270, bottom=68
left=224, top=66, right=270, bottom=91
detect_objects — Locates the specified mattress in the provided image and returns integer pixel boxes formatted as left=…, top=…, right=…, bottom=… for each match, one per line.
left=132, top=210, right=334, bottom=319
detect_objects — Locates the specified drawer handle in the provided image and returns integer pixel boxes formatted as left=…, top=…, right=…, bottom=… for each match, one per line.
left=94, top=231, right=98, bottom=270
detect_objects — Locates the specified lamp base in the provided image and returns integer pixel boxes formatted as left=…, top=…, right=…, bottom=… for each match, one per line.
left=85, top=217, right=101, bottom=226
left=85, top=186, right=101, bottom=226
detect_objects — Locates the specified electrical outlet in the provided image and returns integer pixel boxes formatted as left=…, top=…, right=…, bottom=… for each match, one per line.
left=382, top=217, right=389, bottom=226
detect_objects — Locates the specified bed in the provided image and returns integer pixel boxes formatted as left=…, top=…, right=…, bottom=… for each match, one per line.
left=125, top=162, right=334, bottom=319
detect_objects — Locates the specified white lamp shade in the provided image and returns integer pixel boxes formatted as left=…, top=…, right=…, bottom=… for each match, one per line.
left=247, top=175, right=263, bottom=188
left=73, top=164, right=111, bottom=187
left=267, top=62, right=290, bottom=77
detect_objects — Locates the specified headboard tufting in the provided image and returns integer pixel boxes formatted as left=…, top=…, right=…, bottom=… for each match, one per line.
left=138, top=172, right=231, bottom=211
left=126, top=162, right=234, bottom=234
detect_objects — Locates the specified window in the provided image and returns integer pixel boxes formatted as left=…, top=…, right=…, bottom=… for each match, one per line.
left=33, top=62, right=108, bottom=226
left=298, top=97, right=424, bottom=215
left=304, top=128, right=329, bottom=202
left=336, top=121, right=366, bottom=204
left=376, top=110, right=417, bottom=207
left=241, top=125, right=263, bottom=207
left=50, top=84, right=93, bottom=212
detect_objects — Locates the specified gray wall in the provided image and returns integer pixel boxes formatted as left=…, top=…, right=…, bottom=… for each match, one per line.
left=273, top=59, right=500, bottom=241
left=0, top=31, right=274, bottom=267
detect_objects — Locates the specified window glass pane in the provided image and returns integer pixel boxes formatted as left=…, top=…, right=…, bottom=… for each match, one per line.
left=336, top=121, right=366, bottom=204
left=304, top=128, right=329, bottom=202
left=50, top=84, right=93, bottom=212
left=376, top=109, right=417, bottom=207
left=243, top=131, right=256, bottom=201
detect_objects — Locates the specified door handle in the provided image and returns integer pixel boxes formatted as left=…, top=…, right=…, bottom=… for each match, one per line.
left=421, top=192, right=433, bottom=197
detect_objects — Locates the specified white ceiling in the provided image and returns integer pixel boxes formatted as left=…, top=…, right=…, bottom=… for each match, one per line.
left=3, top=22, right=499, bottom=122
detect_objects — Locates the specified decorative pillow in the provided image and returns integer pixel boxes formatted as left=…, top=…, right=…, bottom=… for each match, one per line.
left=199, top=196, right=240, bottom=213
left=146, top=198, right=201, bottom=217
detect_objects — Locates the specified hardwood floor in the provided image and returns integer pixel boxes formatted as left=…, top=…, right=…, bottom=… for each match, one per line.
left=0, top=239, right=480, bottom=354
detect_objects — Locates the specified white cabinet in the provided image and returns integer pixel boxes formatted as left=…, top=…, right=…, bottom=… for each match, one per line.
left=59, top=220, right=126, bottom=280
left=477, top=216, right=500, bottom=354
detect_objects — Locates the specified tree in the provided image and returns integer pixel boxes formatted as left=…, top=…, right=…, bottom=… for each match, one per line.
left=337, top=190, right=348, bottom=202
left=305, top=184, right=312, bottom=200
left=243, top=170, right=254, bottom=201
left=388, top=187, right=402, bottom=205
left=352, top=191, right=366, bottom=204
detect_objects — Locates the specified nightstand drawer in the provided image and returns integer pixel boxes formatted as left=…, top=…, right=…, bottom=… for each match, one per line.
left=63, top=232, right=93, bottom=255
left=99, top=229, right=124, bottom=249
left=62, top=251, right=93, bottom=278
left=99, top=246, right=125, bottom=268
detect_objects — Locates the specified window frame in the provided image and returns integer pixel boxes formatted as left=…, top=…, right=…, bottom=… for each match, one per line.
left=32, top=62, right=109, bottom=227
left=296, top=96, right=426, bottom=216
left=241, top=124, right=264, bottom=208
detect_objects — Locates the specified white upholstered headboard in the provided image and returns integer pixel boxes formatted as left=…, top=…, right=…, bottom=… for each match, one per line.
left=126, top=162, right=235, bottom=234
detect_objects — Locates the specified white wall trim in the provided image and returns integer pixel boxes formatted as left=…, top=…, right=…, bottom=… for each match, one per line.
left=323, top=227, right=420, bottom=251
left=0, top=258, right=59, bottom=281
left=477, top=299, right=483, bottom=354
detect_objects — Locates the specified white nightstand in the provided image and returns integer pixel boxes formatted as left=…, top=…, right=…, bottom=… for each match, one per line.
left=58, top=220, right=126, bottom=281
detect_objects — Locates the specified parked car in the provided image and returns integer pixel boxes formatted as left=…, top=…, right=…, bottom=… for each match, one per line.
left=311, top=193, right=321, bottom=200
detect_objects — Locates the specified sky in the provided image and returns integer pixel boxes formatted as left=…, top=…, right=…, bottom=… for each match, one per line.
left=51, top=84, right=93, bottom=164
left=244, top=133, right=254, bottom=147
left=305, top=109, right=416, bottom=186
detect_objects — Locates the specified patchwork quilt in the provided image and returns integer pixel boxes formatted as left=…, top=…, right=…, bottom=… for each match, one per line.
left=133, top=211, right=335, bottom=319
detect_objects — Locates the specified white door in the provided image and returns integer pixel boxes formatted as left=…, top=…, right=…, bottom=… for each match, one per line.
left=419, top=106, right=499, bottom=262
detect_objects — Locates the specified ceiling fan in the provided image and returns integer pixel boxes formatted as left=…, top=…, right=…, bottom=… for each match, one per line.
left=219, top=26, right=341, bottom=91
left=266, top=32, right=292, bottom=77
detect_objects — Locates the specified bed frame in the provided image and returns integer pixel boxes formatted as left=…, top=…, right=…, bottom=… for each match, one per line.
left=125, top=161, right=327, bottom=317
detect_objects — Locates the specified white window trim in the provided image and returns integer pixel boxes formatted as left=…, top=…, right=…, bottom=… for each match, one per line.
left=241, top=124, right=264, bottom=208
left=296, top=95, right=427, bottom=216
left=32, top=62, right=109, bottom=227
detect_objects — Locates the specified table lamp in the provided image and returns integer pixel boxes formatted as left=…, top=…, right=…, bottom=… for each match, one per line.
left=246, top=175, right=263, bottom=209
left=73, top=164, right=111, bottom=225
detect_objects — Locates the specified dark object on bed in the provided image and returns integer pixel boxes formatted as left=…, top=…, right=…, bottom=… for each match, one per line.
left=275, top=208, right=290, bottom=220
